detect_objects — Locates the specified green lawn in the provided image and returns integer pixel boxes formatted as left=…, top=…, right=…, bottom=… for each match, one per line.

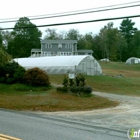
left=100, top=61, right=140, bottom=77
left=0, top=83, right=118, bottom=111
left=0, top=61, right=139, bottom=111
left=96, top=61, right=140, bottom=95
left=50, top=61, right=140, bottom=95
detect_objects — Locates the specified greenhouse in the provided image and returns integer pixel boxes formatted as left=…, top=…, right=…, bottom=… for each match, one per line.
left=14, top=55, right=102, bottom=75
left=126, top=57, right=140, bottom=64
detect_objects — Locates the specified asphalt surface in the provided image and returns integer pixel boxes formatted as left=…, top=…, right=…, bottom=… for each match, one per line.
left=0, top=109, right=127, bottom=140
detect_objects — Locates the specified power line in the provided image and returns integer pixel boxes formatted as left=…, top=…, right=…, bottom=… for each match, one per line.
left=0, top=14, right=140, bottom=31
left=0, top=0, right=140, bottom=21
left=0, top=3, right=140, bottom=24
left=25, top=1, right=140, bottom=18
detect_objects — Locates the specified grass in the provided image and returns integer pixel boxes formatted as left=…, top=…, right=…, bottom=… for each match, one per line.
left=94, top=61, right=140, bottom=95
left=0, top=83, right=118, bottom=111
left=50, top=61, right=140, bottom=96
left=86, top=76, right=140, bottom=95
left=100, top=61, right=140, bottom=77
left=1, top=61, right=139, bottom=111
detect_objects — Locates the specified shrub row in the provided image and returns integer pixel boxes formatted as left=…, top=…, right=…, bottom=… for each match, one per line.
left=70, top=86, right=92, bottom=94
left=56, top=86, right=92, bottom=94
left=56, top=87, right=68, bottom=93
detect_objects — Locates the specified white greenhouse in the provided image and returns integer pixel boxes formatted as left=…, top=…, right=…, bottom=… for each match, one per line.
left=126, top=57, right=140, bottom=64
left=14, top=55, right=102, bottom=75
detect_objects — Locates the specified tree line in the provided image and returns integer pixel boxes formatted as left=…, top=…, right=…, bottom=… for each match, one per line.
left=0, top=17, right=140, bottom=61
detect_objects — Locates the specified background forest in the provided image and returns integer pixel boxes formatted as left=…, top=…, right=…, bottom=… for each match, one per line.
left=0, top=17, right=140, bottom=61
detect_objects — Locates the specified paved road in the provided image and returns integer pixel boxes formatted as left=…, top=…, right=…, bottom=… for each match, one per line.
left=0, top=109, right=127, bottom=140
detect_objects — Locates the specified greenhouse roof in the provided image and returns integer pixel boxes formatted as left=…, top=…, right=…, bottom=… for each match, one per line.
left=14, top=55, right=90, bottom=67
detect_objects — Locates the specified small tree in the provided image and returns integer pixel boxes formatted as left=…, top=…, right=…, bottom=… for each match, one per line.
left=69, top=79, right=75, bottom=87
left=0, top=48, right=12, bottom=67
left=75, top=73, right=86, bottom=87
left=62, top=75, right=68, bottom=87
left=60, top=73, right=92, bottom=95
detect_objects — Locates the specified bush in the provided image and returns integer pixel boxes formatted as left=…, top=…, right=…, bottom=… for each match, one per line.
left=69, top=86, right=80, bottom=93
left=59, top=73, right=92, bottom=97
left=0, top=66, right=5, bottom=77
left=4, top=61, right=19, bottom=77
left=0, top=48, right=12, bottom=67
left=56, top=87, right=68, bottom=93
left=75, top=73, right=86, bottom=87
left=23, top=67, right=50, bottom=86
left=13, top=66, right=26, bottom=83
left=83, top=86, right=93, bottom=94
left=6, top=78, right=15, bottom=84
left=70, top=86, right=92, bottom=94
left=0, top=77, right=5, bottom=83
left=0, top=61, right=26, bottom=84
left=69, top=79, right=75, bottom=87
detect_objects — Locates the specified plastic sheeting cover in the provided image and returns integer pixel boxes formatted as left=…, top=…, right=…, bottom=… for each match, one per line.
left=14, top=55, right=102, bottom=75
left=126, top=57, right=140, bottom=64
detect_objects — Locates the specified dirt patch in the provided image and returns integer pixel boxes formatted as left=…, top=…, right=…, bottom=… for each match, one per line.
left=38, top=91, right=140, bottom=131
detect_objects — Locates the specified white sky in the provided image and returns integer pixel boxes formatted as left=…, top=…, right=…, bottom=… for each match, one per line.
left=0, top=0, right=140, bottom=38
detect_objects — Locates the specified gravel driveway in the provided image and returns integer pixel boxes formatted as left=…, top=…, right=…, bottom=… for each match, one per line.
left=41, top=91, right=140, bottom=131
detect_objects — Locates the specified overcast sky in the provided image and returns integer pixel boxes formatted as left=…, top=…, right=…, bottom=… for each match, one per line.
left=0, top=0, right=140, bottom=38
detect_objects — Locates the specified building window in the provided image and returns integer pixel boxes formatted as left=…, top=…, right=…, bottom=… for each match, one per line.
left=42, top=43, right=46, bottom=48
left=45, top=44, right=52, bottom=48
left=49, top=44, right=52, bottom=48
left=58, top=43, right=62, bottom=49
left=65, top=44, right=69, bottom=48
left=65, top=44, right=72, bottom=49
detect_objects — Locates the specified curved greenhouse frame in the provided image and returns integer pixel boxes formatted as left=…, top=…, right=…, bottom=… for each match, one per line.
left=126, top=57, right=140, bottom=64
left=14, top=55, right=102, bottom=75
